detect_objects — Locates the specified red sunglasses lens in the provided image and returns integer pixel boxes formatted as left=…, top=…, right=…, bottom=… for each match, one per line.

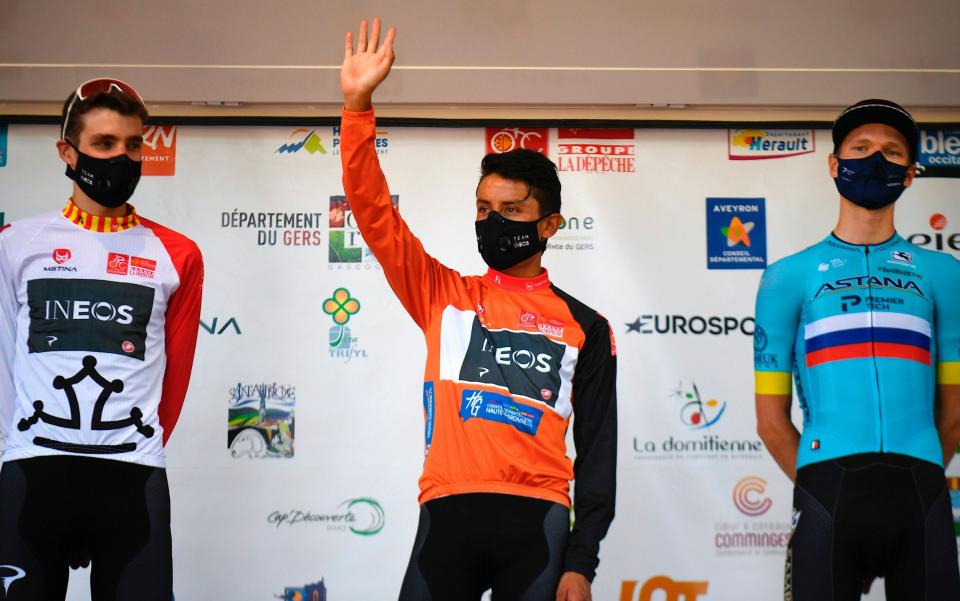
left=77, top=79, right=142, bottom=103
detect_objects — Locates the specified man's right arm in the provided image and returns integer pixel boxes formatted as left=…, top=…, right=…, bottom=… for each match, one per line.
left=340, top=19, right=460, bottom=330
left=0, top=225, right=19, bottom=440
left=754, top=258, right=803, bottom=481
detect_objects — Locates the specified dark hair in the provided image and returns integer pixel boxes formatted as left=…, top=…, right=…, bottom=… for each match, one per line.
left=479, top=149, right=561, bottom=216
left=61, top=89, right=149, bottom=145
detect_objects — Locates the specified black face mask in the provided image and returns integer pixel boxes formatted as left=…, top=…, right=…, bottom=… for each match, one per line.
left=475, top=211, right=548, bottom=271
left=65, top=143, right=142, bottom=208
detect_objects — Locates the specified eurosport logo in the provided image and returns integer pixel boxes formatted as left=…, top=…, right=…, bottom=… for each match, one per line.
left=733, top=476, right=772, bottom=516
left=728, top=129, right=814, bottom=160
left=323, top=287, right=368, bottom=362
left=916, top=128, right=960, bottom=178
left=556, top=128, right=636, bottom=173
left=706, top=198, right=767, bottom=269
left=276, top=579, right=327, bottom=601
left=626, top=314, right=755, bottom=336
left=619, top=576, right=709, bottom=601
left=672, top=381, right=726, bottom=429
left=485, top=127, right=549, bottom=157
left=141, top=125, right=176, bottom=176
left=276, top=128, right=328, bottom=154
left=328, top=195, right=397, bottom=269
left=0, top=124, right=7, bottom=167
left=908, top=213, right=959, bottom=255
left=227, top=381, right=295, bottom=459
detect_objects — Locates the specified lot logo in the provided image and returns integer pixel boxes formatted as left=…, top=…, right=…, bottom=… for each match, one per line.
left=323, top=288, right=368, bottom=362
left=328, top=195, right=397, bottom=268
left=276, top=579, right=327, bottom=601
left=728, top=129, right=814, bottom=160
left=620, top=576, right=709, bottom=601
left=485, top=127, right=549, bottom=157
left=331, top=125, right=390, bottom=155
left=908, top=213, right=960, bottom=254
left=276, top=129, right=327, bottom=155
left=672, top=381, right=726, bottom=429
left=706, top=198, right=767, bottom=269
left=917, top=128, right=960, bottom=178
left=733, top=476, right=772, bottom=516
left=0, top=123, right=7, bottom=167
left=141, top=125, right=176, bottom=176
left=227, top=381, right=295, bottom=459
left=556, top=128, right=635, bottom=173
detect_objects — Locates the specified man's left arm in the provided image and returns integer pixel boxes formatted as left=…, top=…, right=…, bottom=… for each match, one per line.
left=560, top=317, right=617, bottom=599
left=934, top=254, right=960, bottom=468
left=157, top=239, right=204, bottom=445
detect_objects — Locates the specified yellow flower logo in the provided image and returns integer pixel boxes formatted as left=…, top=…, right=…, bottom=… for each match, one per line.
left=323, top=288, right=361, bottom=325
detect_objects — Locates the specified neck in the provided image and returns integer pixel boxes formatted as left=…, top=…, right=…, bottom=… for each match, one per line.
left=832, top=197, right=896, bottom=245
left=501, top=253, right=545, bottom=279
left=70, top=184, right=129, bottom=218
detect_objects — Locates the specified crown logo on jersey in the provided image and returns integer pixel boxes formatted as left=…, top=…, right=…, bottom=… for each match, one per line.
left=17, top=355, right=154, bottom=454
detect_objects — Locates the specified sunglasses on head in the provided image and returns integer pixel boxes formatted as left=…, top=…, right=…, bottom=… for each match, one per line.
left=61, top=78, right=145, bottom=141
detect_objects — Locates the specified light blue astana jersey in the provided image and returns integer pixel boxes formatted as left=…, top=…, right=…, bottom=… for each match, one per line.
left=754, top=233, right=960, bottom=469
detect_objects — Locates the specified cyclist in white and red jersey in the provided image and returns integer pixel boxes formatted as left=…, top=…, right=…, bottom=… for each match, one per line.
left=0, top=79, right=203, bottom=600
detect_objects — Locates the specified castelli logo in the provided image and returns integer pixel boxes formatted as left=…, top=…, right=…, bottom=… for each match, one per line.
left=53, top=249, right=72, bottom=264
left=930, top=213, right=947, bottom=231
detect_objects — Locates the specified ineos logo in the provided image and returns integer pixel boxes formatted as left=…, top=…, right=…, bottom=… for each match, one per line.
left=480, top=339, right=552, bottom=373
left=43, top=300, right=134, bottom=324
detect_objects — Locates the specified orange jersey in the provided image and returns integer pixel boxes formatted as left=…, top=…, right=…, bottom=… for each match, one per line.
left=340, top=109, right=617, bottom=579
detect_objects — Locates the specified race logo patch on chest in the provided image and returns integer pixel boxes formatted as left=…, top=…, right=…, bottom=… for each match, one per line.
left=460, top=389, right=544, bottom=435
left=458, top=317, right=564, bottom=406
left=27, top=279, right=155, bottom=360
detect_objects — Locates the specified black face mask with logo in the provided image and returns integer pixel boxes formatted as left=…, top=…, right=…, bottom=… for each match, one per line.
left=65, top=143, right=142, bottom=209
left=475, top=211, right=548, bottom=271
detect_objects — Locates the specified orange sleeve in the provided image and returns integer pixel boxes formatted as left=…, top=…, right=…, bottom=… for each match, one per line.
left=340, top=108, right=464, bottom=329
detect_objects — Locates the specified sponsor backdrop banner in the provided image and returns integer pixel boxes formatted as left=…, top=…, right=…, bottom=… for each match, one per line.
left=0, top=123, right=958, bottom=601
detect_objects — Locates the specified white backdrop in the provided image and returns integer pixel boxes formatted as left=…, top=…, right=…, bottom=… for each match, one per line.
left=0, top=121, right=958, bottom=601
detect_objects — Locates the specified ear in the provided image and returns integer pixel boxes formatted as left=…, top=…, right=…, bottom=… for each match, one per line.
left=56, top=139, right=77, bottom=169
left=903, top=164, right=917, bottom=189
left=828, top=153, right=839, bottom=179
left=539, top=213, right=563, bottom=240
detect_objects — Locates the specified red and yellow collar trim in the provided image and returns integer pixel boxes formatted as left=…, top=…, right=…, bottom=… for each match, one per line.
left=62, top=199, right=139, bottom=233
left=484, top=268, right=552, bottom=292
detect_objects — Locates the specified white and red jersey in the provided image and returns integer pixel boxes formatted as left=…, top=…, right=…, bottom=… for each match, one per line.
left=0, top=200, right=203, bottom=467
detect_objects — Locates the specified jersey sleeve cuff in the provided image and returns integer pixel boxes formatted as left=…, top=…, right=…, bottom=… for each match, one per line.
left=755, top=371, right=792, bottom=396
left=938, top=362, right=960, bottom=385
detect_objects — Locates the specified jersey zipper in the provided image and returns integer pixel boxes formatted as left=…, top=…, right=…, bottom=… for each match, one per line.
left=864, top=245, right=884, bottom=452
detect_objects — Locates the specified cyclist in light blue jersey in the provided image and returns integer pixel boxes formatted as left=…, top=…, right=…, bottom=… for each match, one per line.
left=754, top=99, right=960, bottom=600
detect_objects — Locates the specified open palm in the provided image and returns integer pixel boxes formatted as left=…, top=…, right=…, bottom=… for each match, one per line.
left=341, top=18, right=396, bottom=112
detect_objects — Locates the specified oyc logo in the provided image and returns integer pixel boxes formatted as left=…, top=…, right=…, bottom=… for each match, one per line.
left=485, top=127, right=549, bottom=157
left=733, top=476, right=772, bottom=517
left=620, top=576, right=709, bottom=601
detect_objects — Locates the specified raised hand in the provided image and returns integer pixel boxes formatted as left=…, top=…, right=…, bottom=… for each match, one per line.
left=341, top=18, right=397, bottom=112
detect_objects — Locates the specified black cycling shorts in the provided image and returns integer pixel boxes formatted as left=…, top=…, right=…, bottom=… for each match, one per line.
left=0, top=456, right=172, bottom=601
left=786, top=452, right=960, bottom=601
left=398, top=492, right=570, bottom=601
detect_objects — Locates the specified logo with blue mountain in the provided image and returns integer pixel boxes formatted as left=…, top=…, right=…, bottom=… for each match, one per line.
left=276, top=129, right=327, bottom=155
left=323, top=288, right=368, bottom=361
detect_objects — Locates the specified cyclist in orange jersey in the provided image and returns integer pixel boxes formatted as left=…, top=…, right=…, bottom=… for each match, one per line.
left=340, top=19, right=617, bottom=601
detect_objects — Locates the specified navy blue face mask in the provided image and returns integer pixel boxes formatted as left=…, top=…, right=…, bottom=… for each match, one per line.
left=833, top=151, right=910, bottom=210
